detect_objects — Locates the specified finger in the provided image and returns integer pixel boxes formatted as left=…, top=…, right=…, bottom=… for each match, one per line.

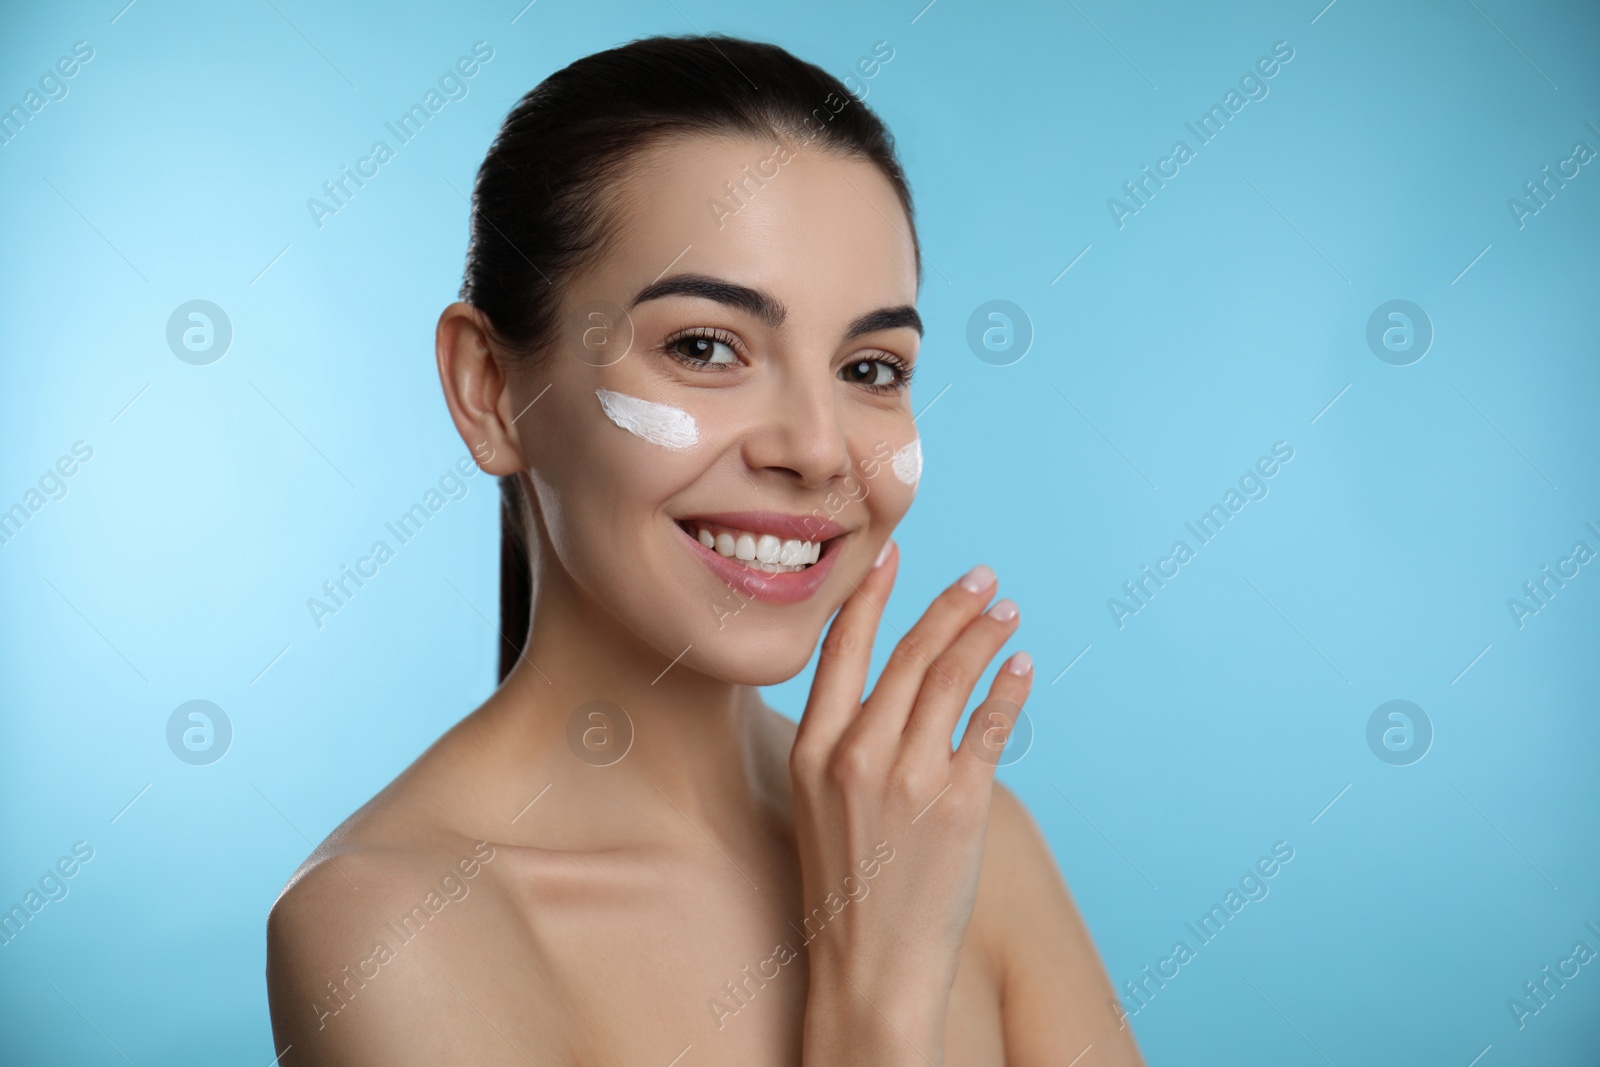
left=859, top=564, right=998, bottom=737
left=795, top=539, right=900, bottom=750
left=900, top=597, right=1022, bottom=763
left=951, top=650, right=1034, bottom=792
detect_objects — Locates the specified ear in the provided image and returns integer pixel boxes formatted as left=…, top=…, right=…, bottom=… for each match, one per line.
left=436, top=302, right=529, bottom=476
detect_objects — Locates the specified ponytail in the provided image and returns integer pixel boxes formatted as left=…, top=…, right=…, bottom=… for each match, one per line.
left=497, top=475, right=532, bottom=683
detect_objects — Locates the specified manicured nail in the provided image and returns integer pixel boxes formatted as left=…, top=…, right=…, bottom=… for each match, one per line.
left=959, top=564, right=995, bottom=594
left=1003, top=651, right=1033, bottom=676
left=874, top=540, right=895, bottom=568
left=986, top=598, right=1018, bottom=622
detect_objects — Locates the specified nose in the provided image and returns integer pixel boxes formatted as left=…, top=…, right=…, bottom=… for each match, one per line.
left=737, top=367, right=852, bottom=489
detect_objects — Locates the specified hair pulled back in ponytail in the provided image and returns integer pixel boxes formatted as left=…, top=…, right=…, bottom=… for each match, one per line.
left=459, top=34, right=918, bottom=684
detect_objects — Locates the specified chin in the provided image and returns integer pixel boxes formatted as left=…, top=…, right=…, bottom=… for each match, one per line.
left=686, top=621, right=827, bottom=688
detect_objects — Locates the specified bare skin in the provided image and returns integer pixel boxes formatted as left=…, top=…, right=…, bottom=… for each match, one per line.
left=266, top=134, right=1143, bottom=1066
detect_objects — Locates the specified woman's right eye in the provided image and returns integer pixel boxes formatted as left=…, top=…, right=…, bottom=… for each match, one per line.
left=665, top=330, right=741, bottom=369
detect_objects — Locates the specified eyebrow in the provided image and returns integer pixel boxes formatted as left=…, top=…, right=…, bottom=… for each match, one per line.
left=629, top=272, right=922, bottom=339
left=843, top=306, right=922, bottom=339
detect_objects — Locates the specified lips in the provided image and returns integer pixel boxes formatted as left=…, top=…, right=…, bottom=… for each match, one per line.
left=674, top=510, right=847, bottom=605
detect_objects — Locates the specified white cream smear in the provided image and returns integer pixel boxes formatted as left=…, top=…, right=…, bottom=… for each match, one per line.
left=594, top=388, right=699, bottom=450
left=891, top=437, right=922, bottom=488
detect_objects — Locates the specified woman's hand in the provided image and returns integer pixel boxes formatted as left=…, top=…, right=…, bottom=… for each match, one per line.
left=791, top=540, right=1033, bottom=1066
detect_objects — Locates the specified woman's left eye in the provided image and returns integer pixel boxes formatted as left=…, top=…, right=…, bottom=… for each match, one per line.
left=840, top=358, right=905, bottom=389
left=667, top=332, right=739, bottom=367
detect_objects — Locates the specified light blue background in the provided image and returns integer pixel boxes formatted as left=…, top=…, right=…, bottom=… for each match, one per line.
left=2, top=0, right=1597, bottom=1063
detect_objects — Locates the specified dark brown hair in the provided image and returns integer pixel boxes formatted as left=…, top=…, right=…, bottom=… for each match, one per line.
left=460, top=34, right=919, bottom=683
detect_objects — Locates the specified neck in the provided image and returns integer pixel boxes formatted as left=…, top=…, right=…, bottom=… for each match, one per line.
left=490, top=563, right=787, bottom=842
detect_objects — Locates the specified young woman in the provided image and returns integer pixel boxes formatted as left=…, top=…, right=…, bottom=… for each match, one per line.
left=266, top=35, right=1143, bottom=1066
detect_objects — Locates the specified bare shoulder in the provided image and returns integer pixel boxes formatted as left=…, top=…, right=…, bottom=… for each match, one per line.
left=974, top=782, right=1146, bottom=1066
left=979, top=781, right=1055, bottom=891
left=265, top=822, right=514, bottom=1062
left=263, top=719, right=541, bottom=1065
left=971, top=781, right=1076, bottom=966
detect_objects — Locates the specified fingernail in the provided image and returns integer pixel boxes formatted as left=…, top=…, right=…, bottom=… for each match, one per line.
left=958, top=564, right=995, bottom=594
left=986, top=598, right=1018, bottom=622
left=874, top=540, right=894, bottom=568
left=1003, top=651, right=1033, bottom=676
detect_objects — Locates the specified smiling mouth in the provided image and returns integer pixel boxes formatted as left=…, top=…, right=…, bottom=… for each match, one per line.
left=673, top=512, right=847, bottom=606
left=679, top=521, right=825, bottom=573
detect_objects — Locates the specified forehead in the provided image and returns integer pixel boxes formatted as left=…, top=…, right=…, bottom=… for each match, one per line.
left=589, top=133, right=919, bottom=326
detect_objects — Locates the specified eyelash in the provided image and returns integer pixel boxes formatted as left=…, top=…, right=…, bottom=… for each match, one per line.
left=661, top=327, right=744, bottom=372
left=659, top=328, right=915, bottom=395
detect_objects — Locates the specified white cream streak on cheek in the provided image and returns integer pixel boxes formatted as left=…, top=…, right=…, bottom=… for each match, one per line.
left=891, top=437, right=922, bottom=487
left=594, top=388, right=700, bottom=450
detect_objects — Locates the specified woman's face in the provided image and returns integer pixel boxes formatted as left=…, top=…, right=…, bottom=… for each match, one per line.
left=514, top=133, right=922, bottom=686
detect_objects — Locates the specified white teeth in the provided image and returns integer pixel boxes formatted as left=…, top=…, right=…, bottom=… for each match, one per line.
left=689, top=522, right=824, bottom=573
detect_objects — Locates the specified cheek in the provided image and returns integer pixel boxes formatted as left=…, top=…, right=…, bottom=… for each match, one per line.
left=551, top=387, right=705, bottom=481
left=858, top=434, right=918, bottom=525
left=889, top=436, right=922, bottom=490
left=594, top=388, right=700, bottom=450
left=531, top=389, right=708, bottom=550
